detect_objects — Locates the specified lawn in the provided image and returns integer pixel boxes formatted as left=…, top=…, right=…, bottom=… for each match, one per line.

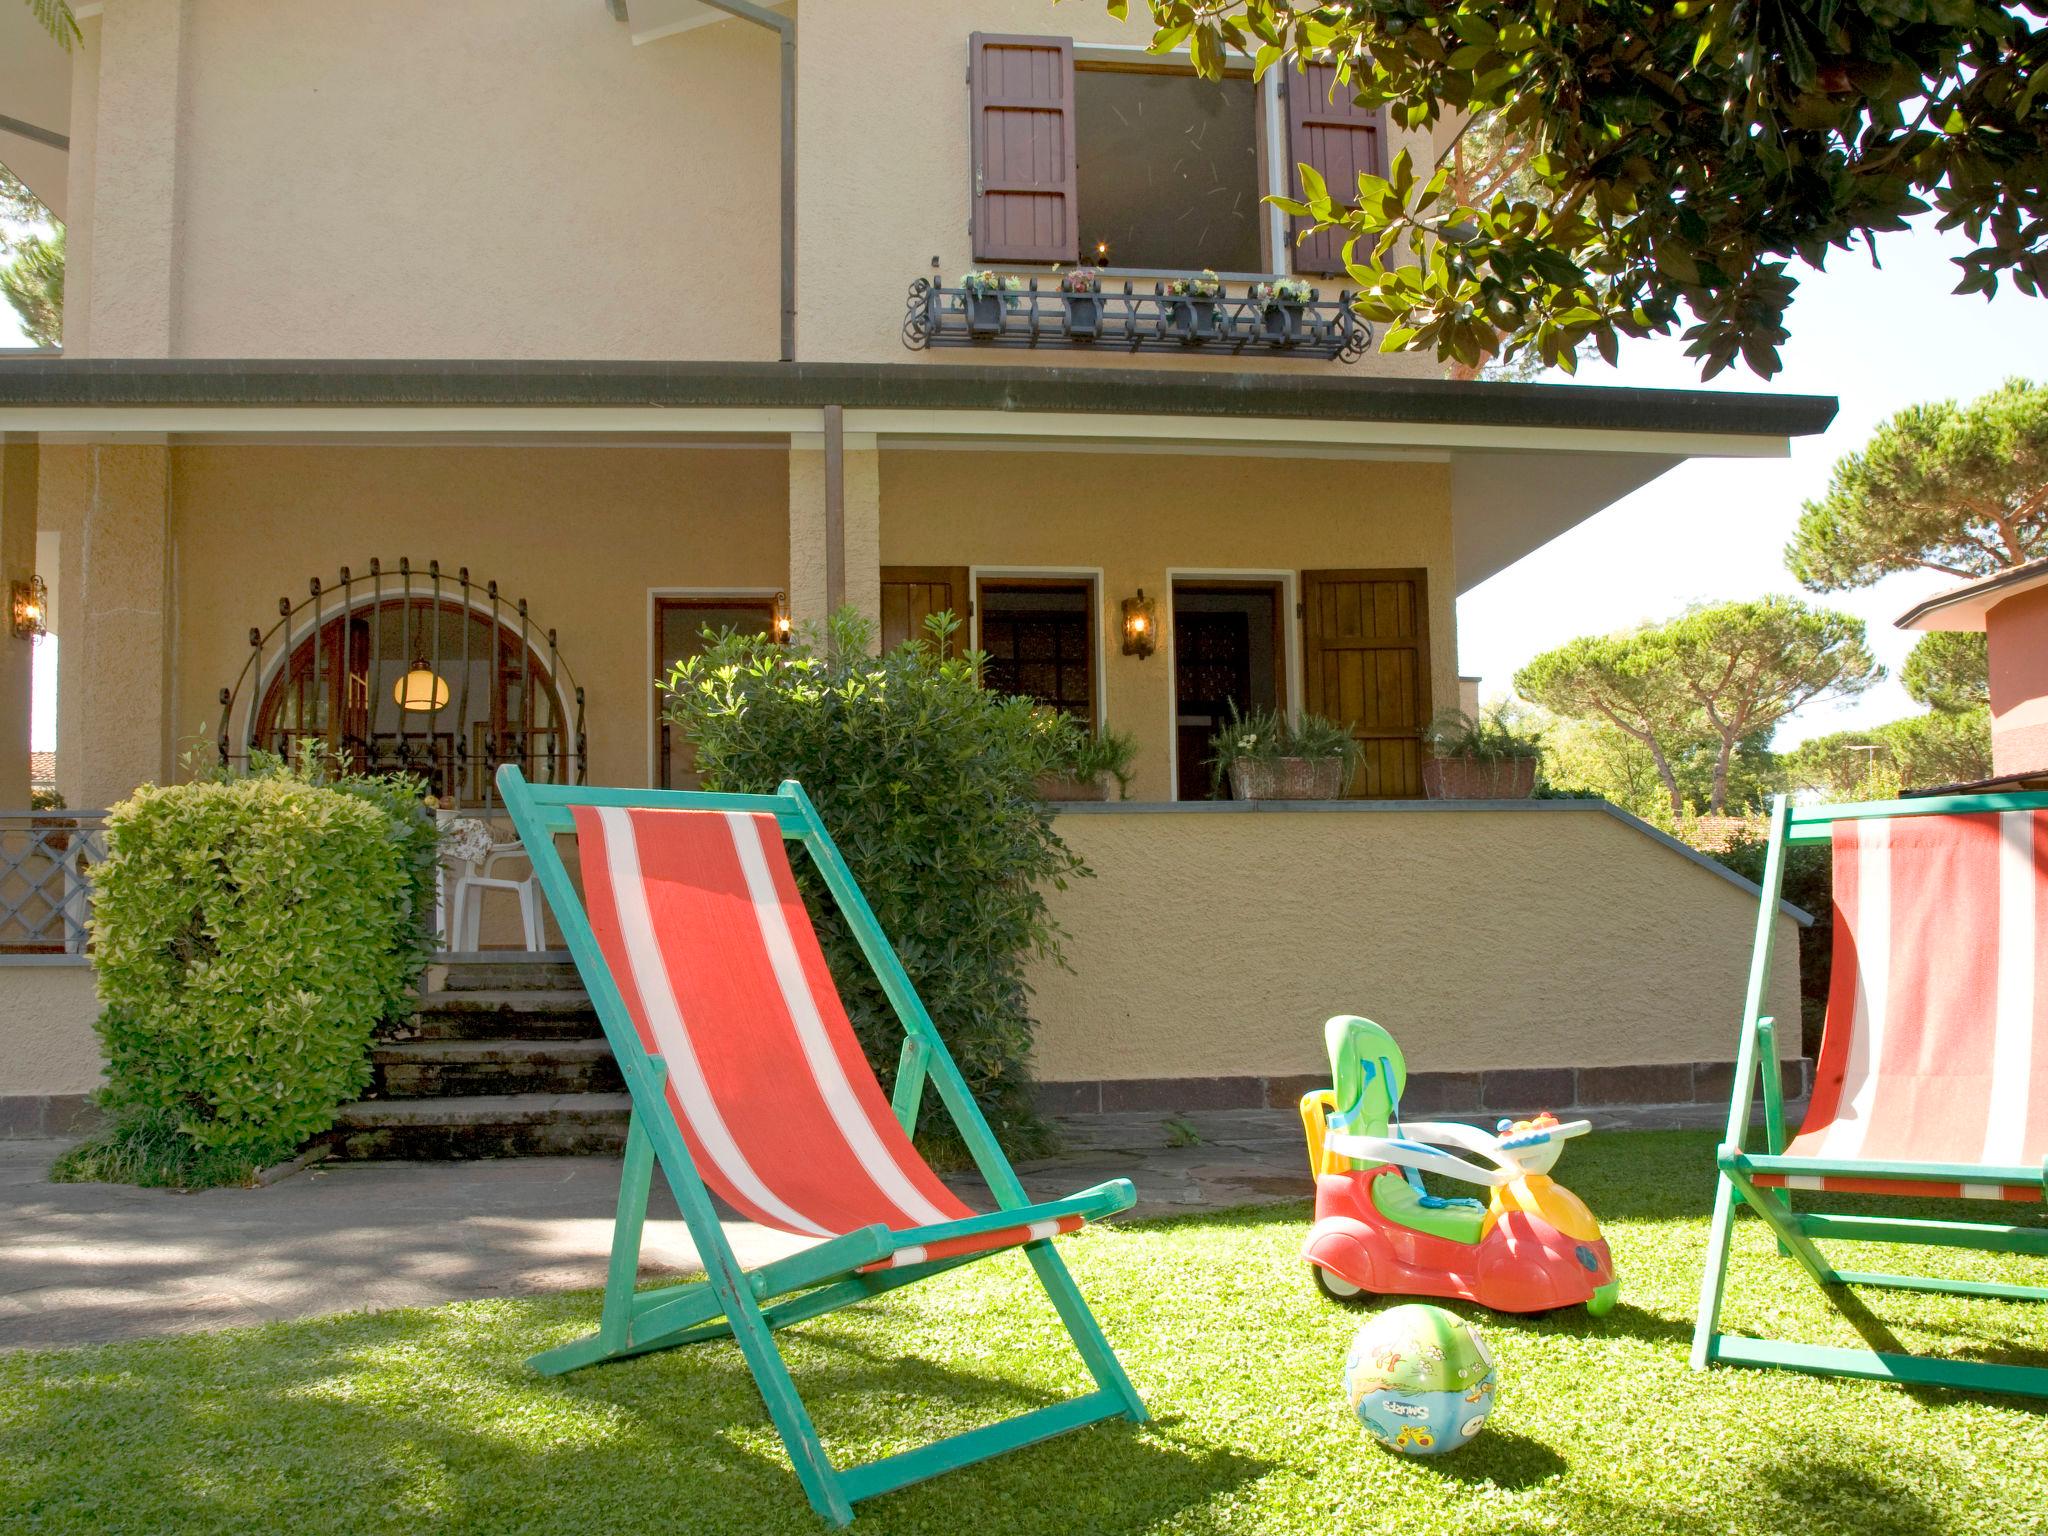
left=4, top=1130, right=2045, bottom=1535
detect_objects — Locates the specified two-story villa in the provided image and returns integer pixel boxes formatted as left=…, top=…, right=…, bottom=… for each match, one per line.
left=0, top=1, right=1820, bottom=1143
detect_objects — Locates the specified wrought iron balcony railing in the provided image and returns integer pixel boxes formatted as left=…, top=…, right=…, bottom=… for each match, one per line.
left=902, top=276, right=1369, bottom=362
left=0, top=811, right=108, bottom=956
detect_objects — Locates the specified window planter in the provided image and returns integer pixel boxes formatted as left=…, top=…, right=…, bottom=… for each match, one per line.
left=1260, top=302, right=1305, bottom=344
left=1169, top=297, right=1220, bottom=341
left=1063, top=293, right=1103, bottom=338
left=966, top=293, right=1006, bottom=336
left=1422, top=756, right=1540, bottom=801
left=1225, top=756, right=1347, bottom=801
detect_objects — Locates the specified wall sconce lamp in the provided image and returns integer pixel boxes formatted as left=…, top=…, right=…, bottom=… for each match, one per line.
left=10, top=575, right=48, bottom=640
left=1121, top=588, right=1158, bottom=660
left=771, top=589, right=794, bottom=643
left=393, top=654, right=450, bottom=713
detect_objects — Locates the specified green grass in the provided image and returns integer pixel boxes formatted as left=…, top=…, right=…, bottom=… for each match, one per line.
left=4, top=1130, right=2046, bottom=1534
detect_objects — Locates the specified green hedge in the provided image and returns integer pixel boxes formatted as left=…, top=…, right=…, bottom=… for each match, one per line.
left=62, top=762, right=437, bottom=1185
left=663, top=611, right=1084, bottom=1156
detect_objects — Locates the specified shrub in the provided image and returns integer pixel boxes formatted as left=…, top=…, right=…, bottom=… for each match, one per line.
left=58, top=757, right=436, bottom=1187
left=663, top=610, right=1085, bottom=1155
left=1712, top=831, right=1834, bottom=1059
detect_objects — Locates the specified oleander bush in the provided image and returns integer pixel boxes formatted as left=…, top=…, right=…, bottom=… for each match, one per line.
left=54, top=755, right=437, bottom=1188
left=663, top=609, right=1085, bottom=1157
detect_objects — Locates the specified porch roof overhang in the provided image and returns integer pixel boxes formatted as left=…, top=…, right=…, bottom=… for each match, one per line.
left=0, top=358, right=1836, bottom=592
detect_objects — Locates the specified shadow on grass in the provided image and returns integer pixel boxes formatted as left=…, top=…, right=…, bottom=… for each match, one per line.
left=3, top=1298, right=1274, bottom=1536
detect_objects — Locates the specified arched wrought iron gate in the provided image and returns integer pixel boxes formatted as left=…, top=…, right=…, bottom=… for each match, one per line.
left=215, top=559, right=585, bottom=811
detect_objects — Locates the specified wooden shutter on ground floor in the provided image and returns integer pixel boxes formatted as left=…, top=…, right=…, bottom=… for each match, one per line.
left=880, top=566, right=970, bottom=656
left=1301, top=569, right=1431, bottom=798
left=1284, top=63, right=1387, bottom=276
left=969, top=33, right=1079, bottom=264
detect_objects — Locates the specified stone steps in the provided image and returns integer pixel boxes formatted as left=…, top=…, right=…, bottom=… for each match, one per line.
left=324, top=1093, right=631, bottom=1160
left=393, top=990, right=605, bottom=1041
left=367, top=1038, right=625, bottom=1099
left=324, top=955, right=620, bottom=1160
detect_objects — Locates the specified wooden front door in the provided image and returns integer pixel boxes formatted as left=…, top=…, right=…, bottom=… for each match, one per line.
left=880, top=566, right=970, bottom=655
left=1301, top=569, right=1431, bottom=798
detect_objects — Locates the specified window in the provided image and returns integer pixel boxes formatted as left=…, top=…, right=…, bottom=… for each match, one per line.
left=1074, top=68, right=1262, bottom=273
left=976, top=579, right=1096, bottom=722
left=968, top=34, right=1385, bottom=278
left=655, top=596, right=776, bottom=788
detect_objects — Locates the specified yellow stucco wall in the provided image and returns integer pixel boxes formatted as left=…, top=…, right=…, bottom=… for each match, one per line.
left=3, top=964, right=102, bottom=1097
left=65, top=0, right=781, bottom=359
left=1025, top=805, right=1801, bottom=1083
left=883, top=450, right=1457, bottom=802
left=61, top=0, right=1437, bottom=371
left=796, top=0, right=1441, bottom=375
left=165, top=445, right=790, bottom=792
left=0, top=804, right=1796, bottom=1100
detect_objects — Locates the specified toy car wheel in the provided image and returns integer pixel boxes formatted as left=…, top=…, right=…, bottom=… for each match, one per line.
left=1310, top=1263, right=1367, bottom=1303
left=1586, top=1278, right=1620, bottom=1317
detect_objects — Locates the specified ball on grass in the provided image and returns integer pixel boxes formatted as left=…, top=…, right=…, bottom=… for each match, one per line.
left=1341, top=1304, right=1497, bottom=1456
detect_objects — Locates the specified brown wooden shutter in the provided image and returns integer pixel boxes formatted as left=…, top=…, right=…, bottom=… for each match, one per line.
left=1284, top=64, right=1387, bottom=276
left=1301, top=569, right=1431, bottom=798
left=880, top=566, right=970, bottom=656
left=969, top=33, right=1078, bottom=264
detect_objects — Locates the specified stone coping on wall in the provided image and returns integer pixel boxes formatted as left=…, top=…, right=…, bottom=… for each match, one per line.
left=1053, top=797, right=1815, bottom=925
left=1035, top=1057, right=1812, bottom=1119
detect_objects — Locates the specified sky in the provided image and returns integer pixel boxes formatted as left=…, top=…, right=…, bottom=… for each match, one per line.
left=9, top=218, right=2048, bottom=753
left=1455, top=218, right=2048, bottom=748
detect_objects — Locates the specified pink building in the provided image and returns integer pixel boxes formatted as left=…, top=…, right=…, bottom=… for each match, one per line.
left=1899, top=556, right=2048, bottom=785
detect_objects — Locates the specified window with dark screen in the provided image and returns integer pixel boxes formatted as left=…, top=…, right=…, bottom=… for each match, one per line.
left=977, top=580, right=1096, bottom=722
left=1073, top=69, right=1263, bottom=273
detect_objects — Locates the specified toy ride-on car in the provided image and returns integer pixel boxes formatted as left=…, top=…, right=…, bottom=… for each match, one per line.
left=1301, top=1015, right=1619, bottom=1316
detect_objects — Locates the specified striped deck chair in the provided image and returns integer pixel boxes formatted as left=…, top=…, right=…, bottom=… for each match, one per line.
left=1693, top=790, right=2048, bottom=1399
left=496, top=768, right=1146, bottom=1525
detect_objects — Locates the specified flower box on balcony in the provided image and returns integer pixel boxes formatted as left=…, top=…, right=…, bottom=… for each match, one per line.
left=1059, top=271, right=1103, bottom=338
left=1251, top=279, right=1314, bottom=345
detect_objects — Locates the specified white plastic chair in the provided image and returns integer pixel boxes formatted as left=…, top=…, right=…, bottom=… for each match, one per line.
left=444, top=817, right=545, bottom=952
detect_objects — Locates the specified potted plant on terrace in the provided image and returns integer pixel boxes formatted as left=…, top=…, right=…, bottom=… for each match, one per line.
left=1058, top=268, right=1103, bottom=338
left=960, top=270, right=1021, bottom=336
left=1209, top=705, right=1361, bottom=801
left=1249, top=277, right=1313, bottom=342
left=1422, top=705, right=1545, bottom=800
left=1032, top=712, right=1138, bottom=801
left=1165, top=269, right=1223, bottom=340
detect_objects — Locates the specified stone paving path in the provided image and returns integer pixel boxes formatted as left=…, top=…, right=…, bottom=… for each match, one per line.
left=2, top=1104, right=1742, bottom=1350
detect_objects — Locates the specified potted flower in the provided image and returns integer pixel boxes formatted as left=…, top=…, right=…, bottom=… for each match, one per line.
left=1032, top=712, right=1138, bottom=801
left=1422, top=706, right=1545, bottom=800
left=959, top=270, right=1021, bottom=336
left=1249, top=277, right=1313, bottom=343
left=1058, top=268, right=1103, bottom=338
left=1165, top=269, right=1223, bottom=341
left=1208, top=705, right=1361, bottom=801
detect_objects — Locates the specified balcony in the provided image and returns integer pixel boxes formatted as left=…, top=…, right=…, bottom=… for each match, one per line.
left=902, top=276, right=1369, bottom=363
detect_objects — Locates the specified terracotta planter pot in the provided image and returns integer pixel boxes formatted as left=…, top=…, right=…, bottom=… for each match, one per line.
left=1226, top=756, right=1346, bottom=801
left=1035, top=772, right=1112, bottom=803
left=1423, top=755, right=1539, bottom=800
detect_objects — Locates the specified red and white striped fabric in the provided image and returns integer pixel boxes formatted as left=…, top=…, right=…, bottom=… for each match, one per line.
left=573, top=806, right=1084, bottom=1266
left=1755, top=810, right=2048, bottom=1203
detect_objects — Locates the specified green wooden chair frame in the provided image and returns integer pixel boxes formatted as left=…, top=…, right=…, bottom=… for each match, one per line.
left=496, top=766, right=1148, bottom=1525
left=1692, top=789, right=2048, bottom=1399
